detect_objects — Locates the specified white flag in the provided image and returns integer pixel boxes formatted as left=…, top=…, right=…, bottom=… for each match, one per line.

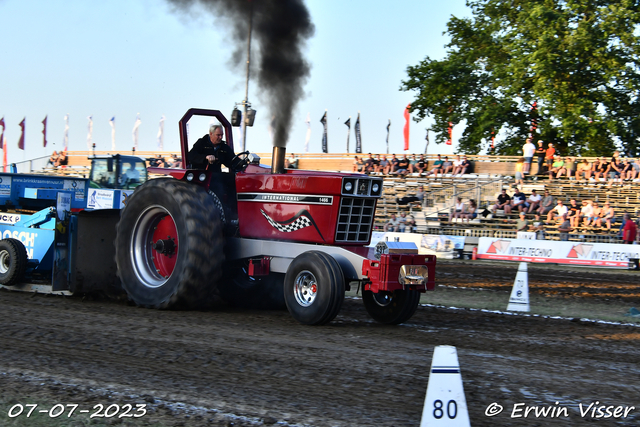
left=304, top=112, right=311, bottom=153
left=109, top=116, right=116, bottom=151
left=87, top=115, right=93, bottom=150
left=63, top=114, right=69, bottom=152
left=157, top=115, right=165, bottom=150
left=132, top=113, right=141, bottom=150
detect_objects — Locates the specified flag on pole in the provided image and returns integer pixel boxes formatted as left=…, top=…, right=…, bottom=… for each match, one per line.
left=354, top=113, right=362, bottom=154
left=42, top=116, right=48, bottom=147
left=157, top=115, right=165, bottom=150
left=17, top=118, right=25, bottom=150
left=0, top=116, right=5, bottom=150
left=2, top=134, right=6, bottom=172
left=87, top=115, right=93, bottom=150
left=63, top=114, right=69, bottom=152
left=109, top=116, right=116, bottom=151
left=344, top=117, right=351, bottom=153
left=304, top=113, right=311, bottom=153
left=386, top=120, right=391, bottom=154
left=320, top=110, right=328, bottom=153
left=403, top=104, right=410, bottom=151
left=132, top=113, right=141, bottom=150
left=446, top=122, right=453, bottom=145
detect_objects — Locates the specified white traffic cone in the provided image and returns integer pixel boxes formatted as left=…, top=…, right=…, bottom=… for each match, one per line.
left=507, top=262, right=530, bottom=312
left=420, top=345, right=471, bottom=427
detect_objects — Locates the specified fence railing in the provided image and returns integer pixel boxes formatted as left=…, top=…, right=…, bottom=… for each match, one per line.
left=422, top=176, right=509, bottom=219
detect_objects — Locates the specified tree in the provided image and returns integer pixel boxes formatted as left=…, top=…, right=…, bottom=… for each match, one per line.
left=401, top=0, right=640, bottom=156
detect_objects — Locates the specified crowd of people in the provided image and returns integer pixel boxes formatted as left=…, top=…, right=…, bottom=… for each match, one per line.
left=353, top=153, right=471, bottom=177
left=47, top=150, right=68, bottom=168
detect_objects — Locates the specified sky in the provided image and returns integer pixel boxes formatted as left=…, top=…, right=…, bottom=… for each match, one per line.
left=0, top=0, right=471, bottom=166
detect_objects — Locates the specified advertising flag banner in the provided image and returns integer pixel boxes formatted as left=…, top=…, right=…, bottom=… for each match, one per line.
left=386, top=119, right=391, bottom=154
left=109, top=117, right=116, bottom=151
left=304, top=113, right=311, bottom=153
left=42, top=116, right=48, bottom=147
left=63, top=114, right=69, bottom=152
left=157, top=115, right=165, bottom=150
left=132, top=113, right=141, bottom=150
left=17, top=118, right=25, bottom=150
left=354, top=113, right=362, bottom=154
left=446, top=122, right=453, bottom=145
left=344, top=117, right=351, bottom=153
left=403, top=104, right=410, bottom=151
left=320, top=111, right=328, bottom=153
left=0, top=116, right=5, bottom=150
left=87, top=115, right=93, bottom=150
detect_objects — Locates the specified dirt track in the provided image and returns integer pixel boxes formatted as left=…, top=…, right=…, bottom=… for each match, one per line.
left=1, top=260, right=639, bottom=426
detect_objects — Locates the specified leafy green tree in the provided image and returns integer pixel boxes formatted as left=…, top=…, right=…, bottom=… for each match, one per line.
left=402, top=0, right=640, bottom=156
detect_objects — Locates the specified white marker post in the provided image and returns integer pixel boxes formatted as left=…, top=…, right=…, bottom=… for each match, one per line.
left=507, top=262, right=530, bottom=312
left=420, top=345, right=470, bottom=427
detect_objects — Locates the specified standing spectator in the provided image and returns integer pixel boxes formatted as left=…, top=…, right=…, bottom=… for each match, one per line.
left=396, top=154, right=410, bottom=176
left=537, top=190, right=555, bottom=215
left=516, top=212, right=529, bottom=232
left=396, top=185, right=425, bottom=206
left=597, top=201, right=616, bottom=230
left=576, top=159, right=592, bottom=181
left=527, top=189, right=542, bottom=213
left=442, top=156, right=454, bottom=174
left=353, top=156, right=365, bottom=172
left=511, top=187, right=528, bottom=212
left=606, top=156, right=622, bottom=186
left=622, top=213, right=637, bottom=244
left=426, top=154, right=444, bottom=176
left=522, top=138, right=536, bottom=174
left=450, top=197, right=466, bottom=222
left=567, top=199, right=581, bottom=228
left=545, top=143, right=556, bottom=172
left=558, top=213, right=572, bottom=241
left=535, top=140, right=546, bottom=175
left=492, top=188, right=512, bottom=214
left=514, top=158, right=525, bottom=187
left=547, top=199, right=568, bottom=222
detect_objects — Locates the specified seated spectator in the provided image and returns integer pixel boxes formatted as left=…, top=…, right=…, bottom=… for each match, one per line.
left=364, top=153, right=376, bottom=174
left=537, top=190, right=555, bottom=215
left=426, top=154, right=444, bottom=176
left=449, top=197, right=465, bottom=222
left=580, top=200, right=594, bottom=226
left=516, top=212, right=529, bottom=232
left=526, top=189, right=542, bottom=213
left=606, top=157, right=622, bottom=186
left=547, top=199, right=568, bottom=222
left=378, top=155, right=390, bottom=174
left=403, top=214, right=416, bottom=233
left=567, top=199, right=581, bottom=228
left=622, top=213, right=637, bottom=244
left=167, top=153, right=182, bottom=168
left=592, top=157, right=608, bottom=181
left=548, top=155, right=564, bottom=180
left=413, top=154, right=427, bottom=175
left=531, top=216, right=546, bottom=239
left=576, top=159, right=591, bottom=181
left=384, top=213, right=400, bottom=232
left=492, top=188, right=512, bottom=214
left=514, top=158, right=524, bottom=187
left=631, top=158, right=640, bottom=180
left=454, top=155, right=471, bottom=175
left=461, top=199, right=478, bottom=223
left=451, top=155, right=462, bottom=175
left=621, top=158, right=634, bottom=181
left=396, top=185, right=425, bottom=206
left=55, top=151, right=68, bottom=167
left=511, top=188, right=528, bottom=212
left=590, top=202, right=602, bottom=226
left=556, top=157, right=576, bottom=179
left=371, top=154, right=380, bottom=173
left=408, top=154, right=418, bottom=174
left=47, top=150, right=59, bottom=167
left=442, top=156, right=454, bottom=174
left=389, top=154, right=400, bottom=174
left=558, top=213, right=572, bottom=241
left=397, top=212, right=408, bottom=232
left=352, top=155, right=365, bottom=173
left=396, top=154, right=410, bottom=176
left=287, top=153, right=298, bottom=169
left=597, top=202, right=616, bottom=230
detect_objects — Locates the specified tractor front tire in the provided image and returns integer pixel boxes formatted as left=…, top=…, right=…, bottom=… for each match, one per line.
left=362, top=289, right=421, bottom=325
left=284, top=251, right=345, bottom=325
left=115, top=179, right=224, bottom=309
left=0, top=238, right=28, bottom=286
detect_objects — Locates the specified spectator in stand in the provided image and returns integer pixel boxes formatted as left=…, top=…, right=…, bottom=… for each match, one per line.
left=547, top=199, right=568, bottom=222
left=622, top=213, right=637, bottom=244
left=379, top=155, right=390, bottom=175
left=621, top=158, right=634, bottom=181
left=522, top=138, right=536, bottom=175
left=545, top=143, right=556, bottom=172
left=511, top=187, right=528, bottom=212
left=590, top=202, right=602, bottom=227
left=606, top=156, right=622, bottom=186
left=526, top=189, right=542, bottom=213
left=631, top=158, right=640, bottom=180
left=47, top=150, right=59, bottom=167
left=450, top=197, right=465, bottom=222
left=413, top=154, right=427, bottom=175
left=535, top=140, right=546, bottom=175
left=396, top=185, right=425, bottom=206
left=514, top=158, right=525, bottom=187
left=364, top=153, right=375, bottom=174
left=548, top=155, right=564, bottom=180
left=408, top=154, right=418, bottom=174
left=592, top=157, right=608, bottom=182
left=580, top=200, right=594, bottom=226
left=287, top=153, right=298, bottom=169
left=492, top=188, right=512, bottom=214
left=384, top=213, right=400, bottom=232
left=397, top=212, right=408, bottom=232
left=55, top=151, right=68, bottom=167
left=353, top=156, right=365, bottom=172
left=597, top=202, right=616, bottom=230
left=516, top=212, right=529, bottom=232
left=426, top=154, right=444, bottom=176
left=371, top=154, right=380, bottom=173
left=567, top=199, right=581, bottom=228
left=556, top=157, right=576, bottom=179
left=461, top=199, right=478, bottom=223
left=403, top=213, right=417, bottom=233
left=537, top=190, right=555, bottom=215
left=558, top=213, right=572, bottom=241
left=576, top=159, right=592, bottom=182
left=442, top=156, right=454, bottom=174
left=389, top=154, right=400, bottom=174
left=396, top=154, right=410, bottom=176
left=455, top=155, right=471, bottom=175
left=452, top=155, right=463, bottom=175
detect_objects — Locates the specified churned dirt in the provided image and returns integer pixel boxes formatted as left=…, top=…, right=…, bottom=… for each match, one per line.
left=1, top=260, right=639, bottom=427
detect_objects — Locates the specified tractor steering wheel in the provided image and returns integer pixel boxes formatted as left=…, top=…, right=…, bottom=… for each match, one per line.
left=230, top=151, right=251, bottom=172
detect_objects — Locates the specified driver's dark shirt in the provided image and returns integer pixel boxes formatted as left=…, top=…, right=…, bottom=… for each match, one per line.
left=188, top=134, right=235, bottom=172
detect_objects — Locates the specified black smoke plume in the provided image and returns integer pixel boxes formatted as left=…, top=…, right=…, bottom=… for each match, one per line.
left=168, top=0, right=314, bottom=146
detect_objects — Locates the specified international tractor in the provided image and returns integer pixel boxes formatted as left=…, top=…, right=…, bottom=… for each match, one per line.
left=0, top=108, right=436, bottom=325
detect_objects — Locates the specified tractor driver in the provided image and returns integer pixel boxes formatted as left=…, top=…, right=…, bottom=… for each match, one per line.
left=188, top=124, right=235, bottom=172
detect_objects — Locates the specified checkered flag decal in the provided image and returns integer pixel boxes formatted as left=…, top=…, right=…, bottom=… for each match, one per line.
left=260, top=209, right=325, bottom=240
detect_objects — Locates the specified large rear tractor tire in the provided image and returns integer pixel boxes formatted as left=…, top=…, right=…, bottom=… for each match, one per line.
left=0, top=238, right=28, bottom=286
left=362, top=289, right=421, bottom=325
left=284, top=251, right=345, bottom=325
left=115, top=179, right=224, bottom=309
left=221, top=263, right=286, bottom=310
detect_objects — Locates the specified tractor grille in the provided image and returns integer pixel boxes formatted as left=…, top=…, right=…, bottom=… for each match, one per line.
left=335, top=197, right=376, bottom=243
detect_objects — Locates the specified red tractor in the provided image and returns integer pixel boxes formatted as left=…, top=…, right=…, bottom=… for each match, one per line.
left=115, top=109, right=436, bottom=325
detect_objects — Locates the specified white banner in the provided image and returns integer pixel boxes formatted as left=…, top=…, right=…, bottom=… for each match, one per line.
left=478, top=237, right=639, bottom=267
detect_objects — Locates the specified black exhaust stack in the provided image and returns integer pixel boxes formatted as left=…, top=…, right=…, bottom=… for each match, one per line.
left=271, top=146, right=286, bottom=174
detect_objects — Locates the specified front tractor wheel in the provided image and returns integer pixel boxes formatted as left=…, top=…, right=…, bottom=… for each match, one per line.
left=0, top=238, right=28, bottom=286
left=362, top=289, right=421, bottom=325
left=115, top=179, right=224, bottom=309
left=284, top=251, right=345, bottom=325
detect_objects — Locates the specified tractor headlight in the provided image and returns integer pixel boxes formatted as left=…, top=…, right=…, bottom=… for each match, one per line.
left=372, top=183, right=379, bottom=193
left=199, top=173, right=206, bottom=182
left=186, top=173, right=194, bottom=182
left=345, top=182, right=353, bottom=192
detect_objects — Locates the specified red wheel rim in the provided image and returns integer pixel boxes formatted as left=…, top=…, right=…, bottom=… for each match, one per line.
left=151, top=215, right=179, bottom=278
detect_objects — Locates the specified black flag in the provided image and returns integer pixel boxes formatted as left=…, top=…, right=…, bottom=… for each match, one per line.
left=320, top=111, right=328, bottom=153
left=344, top=117, right=351, bottom=153
left=355, top=113, right=362, bottom=154
left=386, top=119, right=391, bottom=154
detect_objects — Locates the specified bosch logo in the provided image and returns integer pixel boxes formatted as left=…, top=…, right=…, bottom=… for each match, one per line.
left=72, top=181, right=78, bottom=188
left=0, top=177, right=3, bottom=183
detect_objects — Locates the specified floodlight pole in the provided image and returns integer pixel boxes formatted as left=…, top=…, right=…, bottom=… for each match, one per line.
left=242, top=2, right=254, bottom=152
